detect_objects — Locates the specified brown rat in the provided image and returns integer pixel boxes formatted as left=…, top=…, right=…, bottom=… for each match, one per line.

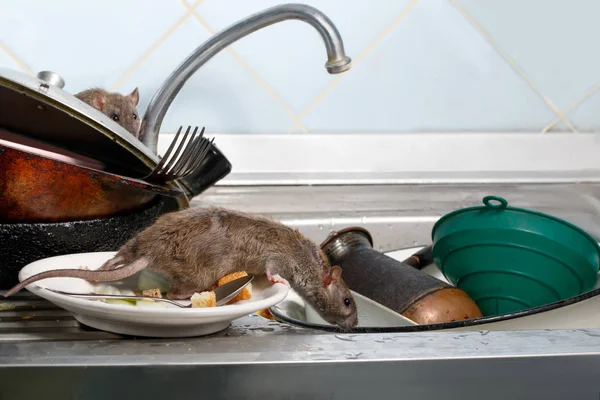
left=75, top=87, right=141, bottom=137
left=4, top=206, right=359, bottom=330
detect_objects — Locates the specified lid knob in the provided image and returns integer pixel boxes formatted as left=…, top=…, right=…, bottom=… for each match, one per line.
left=36, top=71, right=65, bottom=89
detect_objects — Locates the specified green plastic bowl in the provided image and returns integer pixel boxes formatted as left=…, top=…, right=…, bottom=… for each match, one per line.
left=431, top=195, right=600, bottom=317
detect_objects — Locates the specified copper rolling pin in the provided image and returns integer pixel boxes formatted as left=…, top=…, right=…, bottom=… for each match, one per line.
left=320, top=228, right=482, bottom=325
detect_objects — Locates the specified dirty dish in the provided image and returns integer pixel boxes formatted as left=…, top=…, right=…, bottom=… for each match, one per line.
left=431, top=196, right=600, bottom=316
left=320, top=226, right=482, bottom=324
left=0, top=141, right=182, bottom=223
left=0, top=128, right=105, bottom=170
left=16, top=252, right=289, bottom=337
left=270, top=246, right=600, bottom=332
left=271, top=288, right=417, bottom=329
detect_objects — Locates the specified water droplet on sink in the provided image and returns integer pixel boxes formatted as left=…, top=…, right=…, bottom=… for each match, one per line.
left=318, top=225, right=323, bottom=230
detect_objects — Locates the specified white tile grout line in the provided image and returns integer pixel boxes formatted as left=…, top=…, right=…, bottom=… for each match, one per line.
left=183, top=2, right=309, bottom=133
left=109, top=0, right=205, bottom=92
left=0, top=40, right=33, bottom=75
left=285, top=0, right=421, bottom=133
left=450, top=0, right=578, bottom=134
left=542, top=80, right=600, bottom=133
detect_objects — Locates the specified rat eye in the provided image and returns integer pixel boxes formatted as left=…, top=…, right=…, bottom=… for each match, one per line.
left=344, top=298, right=351, bottom=307
left=111, top=113, right=120, bottom=122
left=133, top=113, right=137, bottom=120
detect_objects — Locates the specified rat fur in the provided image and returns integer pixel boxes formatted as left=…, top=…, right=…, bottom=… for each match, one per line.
left=75, top=87, right=141, bottom=137
left=4, top=207, right=359, bottom=330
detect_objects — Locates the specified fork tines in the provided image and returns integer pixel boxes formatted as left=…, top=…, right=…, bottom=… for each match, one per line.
left=144, top=125, right=214, bottom=183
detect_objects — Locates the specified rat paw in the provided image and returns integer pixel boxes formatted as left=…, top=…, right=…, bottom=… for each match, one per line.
left=267, top=272, right=290, bottom=287
left=166, top=292, right=194, bottom=300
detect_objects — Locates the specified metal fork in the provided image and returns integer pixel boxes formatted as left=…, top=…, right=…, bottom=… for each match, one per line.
left=45, top=275, right=254, bottom=308
left=143, top=125, right=214, bottom=183
left=46, top=291, right=197, bottom=308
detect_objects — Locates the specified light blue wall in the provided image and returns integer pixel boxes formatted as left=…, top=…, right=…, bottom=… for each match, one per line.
left=1, top=0, right=599, bottom=134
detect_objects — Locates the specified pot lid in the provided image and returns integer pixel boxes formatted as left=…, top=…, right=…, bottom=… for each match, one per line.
left=0, top=67, right=159, bottom=177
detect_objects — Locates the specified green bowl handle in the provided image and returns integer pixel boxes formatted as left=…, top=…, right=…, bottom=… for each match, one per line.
left=483, top=196, right=508, bottom=209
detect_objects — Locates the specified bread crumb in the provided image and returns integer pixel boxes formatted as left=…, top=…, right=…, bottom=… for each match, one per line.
left=217, top=271, right=252, bottom=304
left=142, top=288, right=162, bottom=298
left=256, top=308, right=276, bottom=320
left=191, top=291, right=216, bottom=308
left=227, top=283, right=252, bottom=305
left=217, top=270, right=248, bottom=286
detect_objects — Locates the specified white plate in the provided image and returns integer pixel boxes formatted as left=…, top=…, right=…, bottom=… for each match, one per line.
left=18, top=252, right=289, bottom=338
left=273, top=289, right=417, bottom=327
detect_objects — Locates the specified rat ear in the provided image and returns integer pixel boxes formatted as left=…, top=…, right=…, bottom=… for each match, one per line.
left=90, top=91, right=105, bottom=111
left=323, top=266, right=342, bottom=286
left=128, top=87, right=139, bottom=105
left=331, top=266, right=342, bottom=281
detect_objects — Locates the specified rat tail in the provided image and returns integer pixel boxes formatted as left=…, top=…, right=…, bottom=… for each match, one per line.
left=3, top=257, right=149, bottom=298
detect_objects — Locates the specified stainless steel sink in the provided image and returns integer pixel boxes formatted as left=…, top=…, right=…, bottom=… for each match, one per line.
left=193, top=182, right=600, bottom=251
left=195, top=182, right=600, bottom=331
left=7, top=129, right=600, bottom=399
left=4, top=181, right=600, bottom=399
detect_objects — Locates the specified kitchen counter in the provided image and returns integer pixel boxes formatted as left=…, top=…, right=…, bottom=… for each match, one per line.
left=3, top=182, right=600, bottom=399
left=2, top=290, right=600, bottom=399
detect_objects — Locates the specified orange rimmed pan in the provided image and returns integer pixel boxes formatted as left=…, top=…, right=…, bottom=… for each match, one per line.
left=0, top=133, right=183, bottom=223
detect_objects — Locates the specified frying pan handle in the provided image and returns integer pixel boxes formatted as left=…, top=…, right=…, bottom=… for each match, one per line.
left=176, top=141, right=232, bottom=198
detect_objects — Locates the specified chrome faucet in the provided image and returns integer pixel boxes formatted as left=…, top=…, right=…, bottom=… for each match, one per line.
left=139, top=3, right=352, bottom=154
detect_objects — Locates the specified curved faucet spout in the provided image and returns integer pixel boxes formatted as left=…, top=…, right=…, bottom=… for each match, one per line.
left=139, top=3, right=352, bottom=154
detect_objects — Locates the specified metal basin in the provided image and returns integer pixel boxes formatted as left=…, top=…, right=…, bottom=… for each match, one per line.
left=195, top=182, right=600, bottom=252
left=270, top=245, right=600, bottom=333
left=197, top=181, right=600, bottom=332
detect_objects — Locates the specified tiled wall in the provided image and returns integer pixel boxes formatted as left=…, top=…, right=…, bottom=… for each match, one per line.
left=1, top=0, right=600, bottom=134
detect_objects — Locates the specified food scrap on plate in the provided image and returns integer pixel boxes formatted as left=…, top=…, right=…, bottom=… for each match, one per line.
left=214, top=271, right=253, bottom=304
left=192, top=271, right=253, bottom=308
left=256, top=308, right=276, bottom=320
left=90, top=271, right=254, bottom=308
left=142, top=288, right=162, bottom=298
left=191, top=291, right=216, bottom=308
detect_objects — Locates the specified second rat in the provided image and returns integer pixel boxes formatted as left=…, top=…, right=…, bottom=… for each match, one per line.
left=75, top=87, right=141, bottom=137
left=4, top=206, right=359, bottom=330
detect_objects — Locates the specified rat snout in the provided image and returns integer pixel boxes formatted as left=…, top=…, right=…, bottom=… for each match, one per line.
left=349, top=314, right=359, bottom=329
left=320, top=311, right=357, bottom=331
left=338, top=313, right=358, bottom=331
